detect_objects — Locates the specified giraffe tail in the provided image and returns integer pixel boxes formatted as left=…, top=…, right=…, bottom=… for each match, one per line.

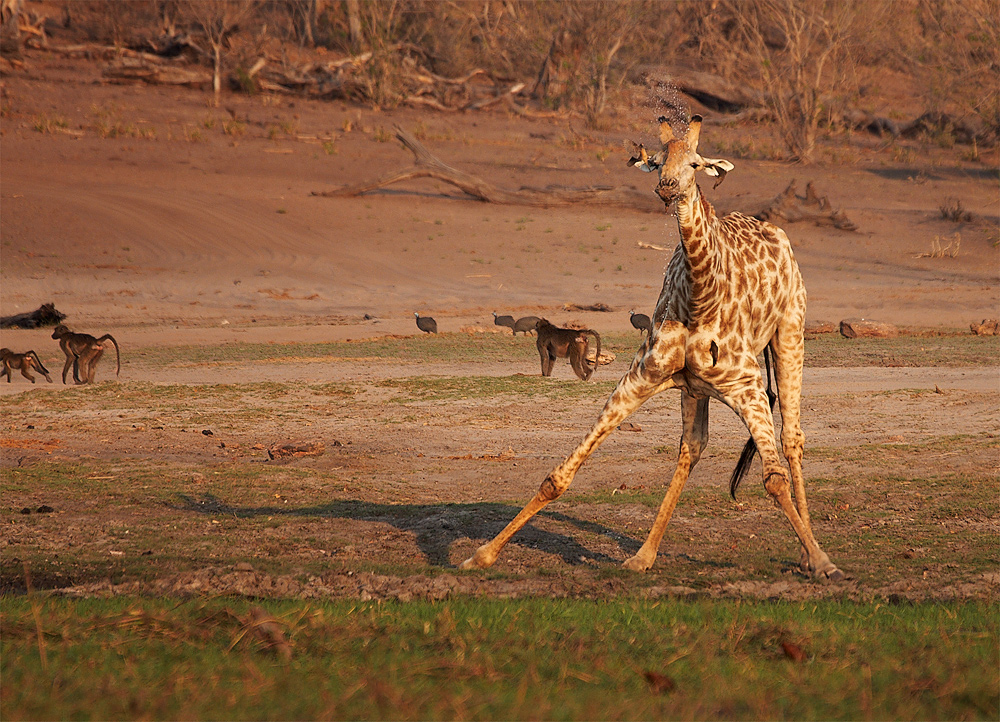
left=729, top=345, right=777, bottom=499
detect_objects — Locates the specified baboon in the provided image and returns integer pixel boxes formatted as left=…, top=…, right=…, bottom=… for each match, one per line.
left=535, top=319, right=601, bottom=381
left=51, top=325, right=121, bottom=384
left=0, top=348, right=52, bottom=383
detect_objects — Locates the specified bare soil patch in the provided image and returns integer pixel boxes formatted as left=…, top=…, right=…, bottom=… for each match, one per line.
left=1, top=52, right=998, bottom=603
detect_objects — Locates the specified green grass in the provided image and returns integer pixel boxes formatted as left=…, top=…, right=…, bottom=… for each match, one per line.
left=378, top=375, right=619, bottom=402
left=2, top=596, right=996, bottom=720
left=804, top=332, right=999, bottom=367
left=0, top=381, right=359, bottom=415
left=120, top=332, right=999, bottom=371
left=131, top=334, right=642, bottom=368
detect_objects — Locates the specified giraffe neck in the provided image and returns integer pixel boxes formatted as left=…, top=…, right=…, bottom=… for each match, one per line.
left=675, top=184, right=725, bottom=312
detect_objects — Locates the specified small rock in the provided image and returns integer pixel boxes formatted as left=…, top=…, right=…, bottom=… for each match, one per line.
left=20, top=507, right=31, bottom=515
left=804, top=320, right=837, bottom=334
left=643, top=670, right=676, bottom=694
left=202, top=429, right=214, bottom=436
left=36, top=505, right=54, bottom=514
left=839, top=318, right=899, bottom=338
left=618, top=421, right=642, bottom=432
left=267, top=440, right=325, bottom=460
left=781, top=641, right=807, bottom=662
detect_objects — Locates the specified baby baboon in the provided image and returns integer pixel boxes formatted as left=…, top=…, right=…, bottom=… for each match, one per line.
left=0, top=348, right=52, bottom=383
left=51, top=324, right=121, bottom=384
left=535, top=319, right=601, bottom=381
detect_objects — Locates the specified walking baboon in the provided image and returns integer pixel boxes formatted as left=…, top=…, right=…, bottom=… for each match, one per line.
left=0, top=348, right=52, bottom=383
left=535, top=319, right=601, bottom=381
left=51, top=325, right=121, bottom=384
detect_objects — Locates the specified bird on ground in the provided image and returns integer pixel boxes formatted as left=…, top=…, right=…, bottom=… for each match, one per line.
left=415, top=312, right=437, bottom=333
left=493, top=312, right=515, bottom=331
left=513, top=316, right=542, bottom=335
left=629, top=310, right=652, bottom=334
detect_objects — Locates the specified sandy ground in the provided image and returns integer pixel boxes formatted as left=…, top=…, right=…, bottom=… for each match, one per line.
left=1, top=52, right=998, bottom=601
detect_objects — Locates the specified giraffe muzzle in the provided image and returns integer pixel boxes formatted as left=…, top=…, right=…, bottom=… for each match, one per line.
left=655, top=181, right=680, bottom=206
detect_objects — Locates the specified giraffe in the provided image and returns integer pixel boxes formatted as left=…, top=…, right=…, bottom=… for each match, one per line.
left=460, top=114, right=843, bottom=581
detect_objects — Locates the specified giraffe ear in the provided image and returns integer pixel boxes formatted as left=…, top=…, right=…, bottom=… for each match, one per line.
left=686, top=114, right=704, bottom=151
left=657, top=116, right=676, bottom=148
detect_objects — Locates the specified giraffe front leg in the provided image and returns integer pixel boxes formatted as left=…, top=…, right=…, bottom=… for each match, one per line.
left=623, top=393, right=708, bottom=571
left=460, top=351, right=678, bottom=571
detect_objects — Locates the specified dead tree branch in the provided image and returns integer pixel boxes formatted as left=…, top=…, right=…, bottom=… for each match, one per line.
left=756, top=180, right=858, bottom=231
left=313, top=127, right=655, bottom=210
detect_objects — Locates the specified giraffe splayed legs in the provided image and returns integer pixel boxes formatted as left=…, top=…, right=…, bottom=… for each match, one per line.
left=460, top=115, right=843, bottom=581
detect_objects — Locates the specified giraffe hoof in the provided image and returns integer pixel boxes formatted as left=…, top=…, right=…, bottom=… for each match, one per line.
left=458, top=546, right=495, bottom=570
left=823, top=567, right=845, bottom=582
left=622, top=554, right=653, bottom=572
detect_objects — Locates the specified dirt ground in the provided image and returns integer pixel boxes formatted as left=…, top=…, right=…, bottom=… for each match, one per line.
left=1, top=51, right=998, bottom=603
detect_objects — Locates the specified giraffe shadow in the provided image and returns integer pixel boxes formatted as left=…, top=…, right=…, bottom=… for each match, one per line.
left=172, top=494, right=642, bottom=567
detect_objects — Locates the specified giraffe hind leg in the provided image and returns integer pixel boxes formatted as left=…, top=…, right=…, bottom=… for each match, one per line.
left=770, top=327, right=843, bottom=579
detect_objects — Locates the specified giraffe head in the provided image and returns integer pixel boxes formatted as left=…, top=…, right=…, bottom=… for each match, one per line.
left=627, top=115, right=734, bottom=206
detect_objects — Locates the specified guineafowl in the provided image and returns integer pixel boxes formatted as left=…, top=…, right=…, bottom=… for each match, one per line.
left=629, top=310, right=652, bottom=334
left=415, top=312, right=437, bottom=333
left=513, top=316, right=542, bottom=335
left=492, top=312, right=515, bottom=331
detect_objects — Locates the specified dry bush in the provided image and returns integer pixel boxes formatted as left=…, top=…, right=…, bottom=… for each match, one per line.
left=917, top=233, right=962, bottom=259
left=905, top=0, right=999, bottom=142
left=179, top=0, right=258, bottom=102
left=940, top=197, right=973, bottom=223
left=723, top=0, right=871, bottom=163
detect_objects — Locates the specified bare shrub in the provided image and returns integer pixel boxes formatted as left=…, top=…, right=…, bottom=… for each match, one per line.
left=725, top=0, right=870, bottom=163
left=917, top=233, right=962, bottom=259
left=940, top=198, right=973, bottom=223
left=902, top=0, right=999, bottom=143
left=180, top=0, right=258, bottom=104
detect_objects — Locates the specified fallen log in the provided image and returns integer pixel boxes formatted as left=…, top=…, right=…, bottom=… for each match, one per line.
left=631, top=64, right=763, bottom=114
left=0, top=302, right=66, bottom=329
left=756, top=180, right=858, bottom=231
left=103, top=58, right=210, bottom=88
left=313, top=126, right=655, bottom=210
left=839, top=318, right=899, bottom=339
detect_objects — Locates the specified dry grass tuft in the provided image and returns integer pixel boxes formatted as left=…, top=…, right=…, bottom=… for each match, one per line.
left=916, top=233, right=961, bottom=258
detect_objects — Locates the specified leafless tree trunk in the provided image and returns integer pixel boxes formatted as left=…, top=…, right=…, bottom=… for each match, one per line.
left=345, top=0, right=362, bottom=49
left=183, top=0, right=256, bottom=106
left=0, top=0, right=23, bottom=59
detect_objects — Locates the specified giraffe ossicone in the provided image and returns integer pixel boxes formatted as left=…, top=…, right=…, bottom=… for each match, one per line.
left=460, top=114, right=843, bottom=582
